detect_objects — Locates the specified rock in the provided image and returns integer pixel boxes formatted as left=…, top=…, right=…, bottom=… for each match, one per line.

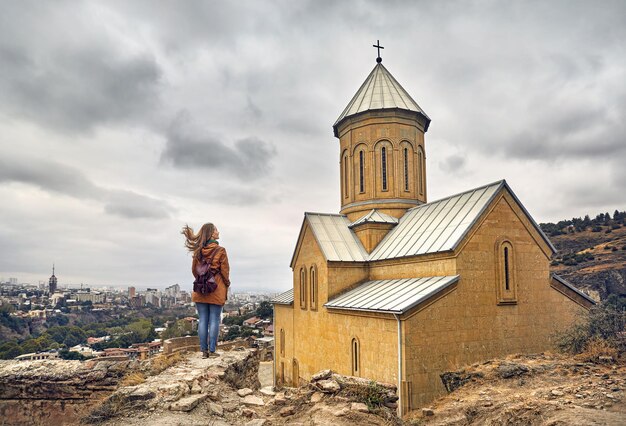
left=242, top=408, right=257, bottom=418
left=316, top=379, right=341, bottom=393
left=497, top=363, right=530, bottom=379
left=242, top=395, right=265, bottom=406
left=260, top=386, right=275, bottom=396
left=222, top=401, right=240, bottom=412
left=351, top=402, right=369, bottom=413
left=384, top=401, right=398, bottom=409
left=208, top=390, right=221, bottom=401
left=311, top=369, right=333, bottom=381
left=551, top=390, right=564, bottom=397
left=333, top=407, right=349, bottom=417
left=483, top=401, right=493, bottom=407
left=170, top=394, right=207, bottom=412
left=128, top=387, right=156, bottom=401
left=245, top=420, right=268, bottom=426
left=237, top=388, right=254, bottom=397
left=191, top=381, right=202, bottom=395
left=280, top=406, right=296, bottom=416
left=273, top=392, right=287, bottom=405
left=310, top=391, right=323, bottom=403
left=209, top=402, right=224, bottom=416
left=422, top=407, right=435, bottom=416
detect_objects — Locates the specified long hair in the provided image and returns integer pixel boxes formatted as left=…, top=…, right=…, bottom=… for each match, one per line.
left=181, top=223, right=215, bottom=259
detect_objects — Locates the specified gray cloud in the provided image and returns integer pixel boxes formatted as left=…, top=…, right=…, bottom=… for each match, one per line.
left=0, top=2, right=161, bottom=133
left=0, top=156, right=171, bottom=220
left=439, top=154, right=467, bottom=174
left=161, top=112, right=277, bottom=180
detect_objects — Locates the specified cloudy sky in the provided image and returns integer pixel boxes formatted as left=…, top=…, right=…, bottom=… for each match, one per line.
left=1, top=1, right=624, bottom=292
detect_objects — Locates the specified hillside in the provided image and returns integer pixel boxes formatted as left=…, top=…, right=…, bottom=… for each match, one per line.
left=541, top=211, right=626, bottom=301
left=409, top=353, right=625, bottom=425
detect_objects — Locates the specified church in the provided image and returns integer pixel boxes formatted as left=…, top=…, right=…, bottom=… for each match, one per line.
left=272, top=48, right=594, bottom=414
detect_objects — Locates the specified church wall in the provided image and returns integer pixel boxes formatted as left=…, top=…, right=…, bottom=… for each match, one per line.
left=368, top=254, right=457, bottom=280
left=402, top=193, right=586, bottom=408
left=274, top=304, right=293, bottom=386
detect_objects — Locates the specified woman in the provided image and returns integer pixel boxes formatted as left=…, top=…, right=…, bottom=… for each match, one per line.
left=181, top=223, right=230, bottom=358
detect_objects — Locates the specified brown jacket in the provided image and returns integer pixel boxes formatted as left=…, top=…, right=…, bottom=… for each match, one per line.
left=191, top=243, right=230, bottom=305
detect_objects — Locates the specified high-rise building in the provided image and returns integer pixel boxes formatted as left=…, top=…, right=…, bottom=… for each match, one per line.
left=48, top=265, right=57, bottom=294
left=128, top=286, right=136, bottom=298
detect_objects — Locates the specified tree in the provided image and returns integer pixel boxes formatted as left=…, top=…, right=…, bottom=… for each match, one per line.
left=256, top=301, right=273, bottom=319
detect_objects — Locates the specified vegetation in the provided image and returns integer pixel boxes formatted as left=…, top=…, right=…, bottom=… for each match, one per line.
left=540, top=210, right=625, bottom=237
left=556, top=295, right=626, bottom=357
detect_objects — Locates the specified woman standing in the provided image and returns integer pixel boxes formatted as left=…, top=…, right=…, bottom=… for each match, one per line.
left=181, top=223, right=230, bottom=358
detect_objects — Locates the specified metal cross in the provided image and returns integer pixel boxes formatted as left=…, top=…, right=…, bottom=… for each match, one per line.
left=373, top=40, right=384, bottom=63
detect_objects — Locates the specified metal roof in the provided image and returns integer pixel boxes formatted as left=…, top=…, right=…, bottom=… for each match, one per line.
left=333, top=63, right=430, bottom=132
left=272, top=288, right=294, bottom=305
left=324, top=275, right=459, bottom=314
left=369, top=181, right=504, bottom=260
left=349, top=209, right=399, bottom=228
left=305, top=213, right=368, bottom=262
left=551, top=274, right=596, bottom=304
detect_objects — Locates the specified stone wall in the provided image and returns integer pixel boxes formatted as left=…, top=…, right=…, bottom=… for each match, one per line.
left=0, top=359, right=138, bottom=425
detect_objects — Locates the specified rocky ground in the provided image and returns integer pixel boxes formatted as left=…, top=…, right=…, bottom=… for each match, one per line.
left=408, top=353, right=625, bottom=425
left=94, top=350, right=397, bottom=426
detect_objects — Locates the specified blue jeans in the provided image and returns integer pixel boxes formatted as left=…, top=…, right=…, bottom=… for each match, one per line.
left=196, top=303, right=223, bottom=352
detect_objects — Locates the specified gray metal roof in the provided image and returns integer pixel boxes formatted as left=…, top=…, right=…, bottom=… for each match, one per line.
left=305, top=213, right=368, bottom=262
left=333, top=63, right=430, bottom=132
left=324, top=275, right=459, bottom=314
left=369, top=181, right=504, bottom=260
left=272, top=288, right=294, bottom=305
left=551, top=274, right=596, bottom=304
left=349, top=209, right=399, bottom=228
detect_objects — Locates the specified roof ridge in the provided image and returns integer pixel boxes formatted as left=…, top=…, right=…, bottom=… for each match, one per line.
left=407, top=180, right=506, bottom=211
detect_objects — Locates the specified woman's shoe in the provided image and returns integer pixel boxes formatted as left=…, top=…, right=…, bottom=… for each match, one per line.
left=202, top=351, right=209, bottom=358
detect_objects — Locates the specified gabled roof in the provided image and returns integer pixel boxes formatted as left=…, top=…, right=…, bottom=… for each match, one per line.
left=369, top=180, right=556, bottom=261
left=333, top=62, right=430, bottom=136
left=349, top=209, right=399, bottom=228
left=272, top=288, right=294, bottom=305
left=551, top=274, right=596, bottom=305
left=325, top=275, right=459, bottom=314
left=299, top=213, right=368, bottom=264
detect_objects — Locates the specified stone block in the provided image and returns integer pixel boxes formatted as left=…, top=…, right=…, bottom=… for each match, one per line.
left=169, top=394, right=207, bottom=412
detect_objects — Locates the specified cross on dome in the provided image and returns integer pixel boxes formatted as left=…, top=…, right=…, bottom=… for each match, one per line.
left=373, top=40, right=384, bottom=63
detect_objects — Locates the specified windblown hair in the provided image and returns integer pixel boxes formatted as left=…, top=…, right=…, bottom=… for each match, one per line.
left=181, top=223, right=216, bottom=259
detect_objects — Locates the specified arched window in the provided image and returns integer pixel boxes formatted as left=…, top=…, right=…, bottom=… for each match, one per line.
left=342, top=153, right=349, bottom=199
left=351, top=337, right=360, bottom=376
left=309, top=265, right=318, bottom=311
left=299, top=267, right=307, bottom=309
left=418, top=147, right=424, bottom=196
left=496, top=240, right=517, bottom=304
left=403, top=147, right=409, bottom=192
left=359, top=150, right=365, bottom=193
left=381, top=146, right=388, bottom=191
left=292, top=358, right=299, bottom=387
left=280, top=328, right=285, bottom=356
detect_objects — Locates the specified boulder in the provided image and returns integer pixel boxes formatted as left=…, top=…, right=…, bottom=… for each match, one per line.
left=311, top=369, right=333, bottom=381
left=351, top=402, right=369, bottom=413
left=209, top=402, right=224, bottom=416
left=169, top=394, right=207, bottom=412
left=242, top=395, right=265, bottom=406
left=279, top=406, right=296, bottom=416
left=260, top=386, right=275, bottom=396
left=316, top=379, right=341, bottom=393
left=237, top=388, right=254, bottom=397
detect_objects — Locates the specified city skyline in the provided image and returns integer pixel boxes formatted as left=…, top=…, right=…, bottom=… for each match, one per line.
left=1, top=1, right=624, bottom=291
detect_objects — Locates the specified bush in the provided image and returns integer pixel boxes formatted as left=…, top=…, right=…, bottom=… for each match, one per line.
left=556, top=296, right=625, bottom=357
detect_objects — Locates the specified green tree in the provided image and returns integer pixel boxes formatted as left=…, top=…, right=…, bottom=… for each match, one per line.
left=256, top=301, right=273, bottom=319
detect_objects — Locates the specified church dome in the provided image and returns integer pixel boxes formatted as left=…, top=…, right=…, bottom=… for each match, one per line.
left=333, top=62, right=430, bottom=137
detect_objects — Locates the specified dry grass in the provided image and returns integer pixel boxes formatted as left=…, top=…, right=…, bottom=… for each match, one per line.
left=576, top=337, right=618, bottom=362
left=118, top=372, right=146, bottom=387
left=150, top=352, right=183, bottom=375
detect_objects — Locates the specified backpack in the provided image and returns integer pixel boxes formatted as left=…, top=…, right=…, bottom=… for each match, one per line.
left=193, top=247, right=222, bottom=294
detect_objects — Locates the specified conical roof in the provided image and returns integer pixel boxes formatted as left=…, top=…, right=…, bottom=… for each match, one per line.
left=333, top=62, right=430, bottom=136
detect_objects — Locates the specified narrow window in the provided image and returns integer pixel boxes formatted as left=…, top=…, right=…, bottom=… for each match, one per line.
left=403, top=147, right=409, bottom=191
left=359, top=151, right=365, bottom=193
left=381, top=146, right=388, bottom=191
left=343, top=155, right=348, bottom=198
left=310, top=266, right=317, bottom=310
left=299, top=267, right=307, bottom=309
left=351, top=338, right=360, bottom=375
left=504, top=247, right=510, bottom=290
left=418, top=149, right=424, bottom=195
left=280, top=328, right=285, bottom=356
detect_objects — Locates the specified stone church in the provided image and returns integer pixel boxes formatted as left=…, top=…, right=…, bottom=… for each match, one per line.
left=272, top=54, right=594, bottom=413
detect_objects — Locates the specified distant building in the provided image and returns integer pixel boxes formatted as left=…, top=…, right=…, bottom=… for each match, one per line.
left=74, top=290, right=104, bottom=304
left=48, top=265, right=57, bottom=294
left=9, top=278, right=17, bottom=285
left=15, top=352, right=59, bottom=361
left=128, top=286, right=136, bottom=298
left=165, top=284, right=180, bottom=297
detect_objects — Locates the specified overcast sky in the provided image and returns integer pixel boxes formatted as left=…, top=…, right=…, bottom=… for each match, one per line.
left=1, top=0, right=624, bottom=292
